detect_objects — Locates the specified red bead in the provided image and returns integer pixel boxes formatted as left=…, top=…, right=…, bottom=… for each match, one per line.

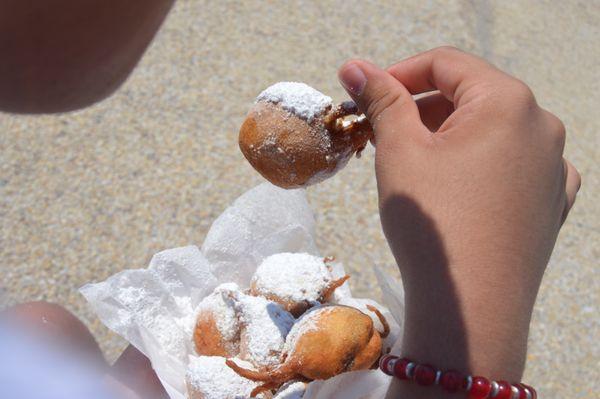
left=393, top=358, right=412, bottom=380
left=440, top=370, right=464, bottom=393
left=523, top=384, right=537, bottom=399
left=494, top=381, right=513, bottom=399
left=514, top=383, right=529, bottom=399
left=377, top=354, right=536, bottom=399
left=414, top=364, right=437, bottom=386
left=468, top=376, right=492, bottom=399
left=379, top=355, right=397, bottom=375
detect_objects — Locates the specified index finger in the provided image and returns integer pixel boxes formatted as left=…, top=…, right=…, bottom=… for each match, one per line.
left=386, top=46, right=504, bottom=107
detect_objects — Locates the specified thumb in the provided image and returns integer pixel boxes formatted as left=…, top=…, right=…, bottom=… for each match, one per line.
left=338, top=60, right=424, bottom=136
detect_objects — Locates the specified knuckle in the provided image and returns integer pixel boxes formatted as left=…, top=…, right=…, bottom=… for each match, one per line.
left=366, top=88, right=405, bottom=121
left=567, top=160, right=582, bottom=190
left=434, top=45, right=463, bottom=55
left=509, top=79, right=537, bottom=105
left=574, top=169, right=582, bottom=190
left=550, top=115, right=566, bottom=146
left=430, top=46, right=465, bottom=64
left=555, top=129, right=567, bottom=150
left=547, top=112, right=566, bottom=135
left=494, top=78, right=539, bottom=123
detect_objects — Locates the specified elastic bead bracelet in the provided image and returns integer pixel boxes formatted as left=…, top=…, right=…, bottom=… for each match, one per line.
left=379, top=355, right=537, bottom=399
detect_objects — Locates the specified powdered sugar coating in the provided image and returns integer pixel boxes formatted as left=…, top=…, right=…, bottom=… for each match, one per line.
left=234, top=293, right=295, bottom=368
left=186, top=356, right=257, bottom=399
left=256, top=82, right=333, bottom=122
left=252, top=253, right=334, bottom=304
left=273, top=381, right=306, bottom=399
left=196, top=283, right=241, bottom=342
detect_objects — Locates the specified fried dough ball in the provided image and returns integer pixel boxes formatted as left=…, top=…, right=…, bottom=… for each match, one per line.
left=226, top=305, right=389, bottom=395
left=234, top=292, right=295, bottom=369
left=193, top=283, right=241, bottom=357
left=194, top=283, right=295, bottom=370
left=239, top=82, right=372, bottom=189
left=249, top=253, right=349, bottom=317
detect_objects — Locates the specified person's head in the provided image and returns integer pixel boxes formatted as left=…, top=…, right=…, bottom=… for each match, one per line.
left=0, top=0, right=173, bottom=113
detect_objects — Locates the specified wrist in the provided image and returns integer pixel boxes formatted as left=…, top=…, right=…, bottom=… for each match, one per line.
left=396, top=256, right=542, bottom=379
left=401, top=287, right=530, bottom=379
left=384, top=279, right=533, bottom=399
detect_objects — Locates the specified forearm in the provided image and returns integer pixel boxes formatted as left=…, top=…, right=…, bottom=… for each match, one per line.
left=378, top=190, right=555, bottom=396
left=386, top=255, right=541, bottom=398
left=339, top=47, right=578, bottom=399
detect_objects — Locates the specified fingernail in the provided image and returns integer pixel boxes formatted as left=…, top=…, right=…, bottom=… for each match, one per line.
left=339, top=63, right=367, bottom=96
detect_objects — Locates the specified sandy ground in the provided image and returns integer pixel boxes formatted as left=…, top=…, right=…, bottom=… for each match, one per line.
left=0, top=1, right=598, bottom=397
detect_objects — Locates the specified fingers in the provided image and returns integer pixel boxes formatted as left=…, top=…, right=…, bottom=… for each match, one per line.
left=338, top=59, right=428, bottom=142
left=415, top=92, right=455, bottom=132
left=104, top=375, right=142, bottom=399
left=386, top=46, right=504, bottom=106
left=1, top=301, right=106, bottom=367
left=563, top=158, right=581, bottom=218
left=111, top=345, right=169, bottom=399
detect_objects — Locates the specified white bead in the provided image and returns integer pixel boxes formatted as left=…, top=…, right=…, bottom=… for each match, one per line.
left=379, top=355, right=386, bottom=370
left=465, top=375, right=473, bottom=391
left=510, top=385, right=520, bottom=399
left=434, top=370, right=442, bottom=385
left=524, top=386, right=532, bottom=399
left=387, top=358, right=397, bottom=375
left=406, top=362, right=416, bottom=379
left=490, top=381, right=499, bottom=397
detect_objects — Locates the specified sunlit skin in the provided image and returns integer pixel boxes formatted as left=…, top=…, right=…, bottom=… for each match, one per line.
left=338, top=47, right=580, bottom=399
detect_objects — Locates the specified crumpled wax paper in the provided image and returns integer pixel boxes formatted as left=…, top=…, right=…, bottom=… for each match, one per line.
left=81, top=183, right=405, bottom=399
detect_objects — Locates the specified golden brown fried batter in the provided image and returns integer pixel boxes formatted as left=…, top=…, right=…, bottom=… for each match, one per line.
left=194, top=312, right=238, bottom=357
left=239, top=101, right=371, bottom=189
left=226, top=305, right=386, bottom=394
left=193, top=284, right=241, bottom=357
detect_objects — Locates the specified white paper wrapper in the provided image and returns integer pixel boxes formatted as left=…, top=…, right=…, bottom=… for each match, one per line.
left=81, top=183, right=405, bottom=399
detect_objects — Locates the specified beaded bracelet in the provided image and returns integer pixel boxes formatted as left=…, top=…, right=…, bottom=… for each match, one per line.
left=379, top=355, right=537, bottom=399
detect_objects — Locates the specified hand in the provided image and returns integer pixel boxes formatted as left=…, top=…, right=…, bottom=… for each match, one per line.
left=338, top=47, right=580, bottom=397
left=2, top=301, right=168, bottom=399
